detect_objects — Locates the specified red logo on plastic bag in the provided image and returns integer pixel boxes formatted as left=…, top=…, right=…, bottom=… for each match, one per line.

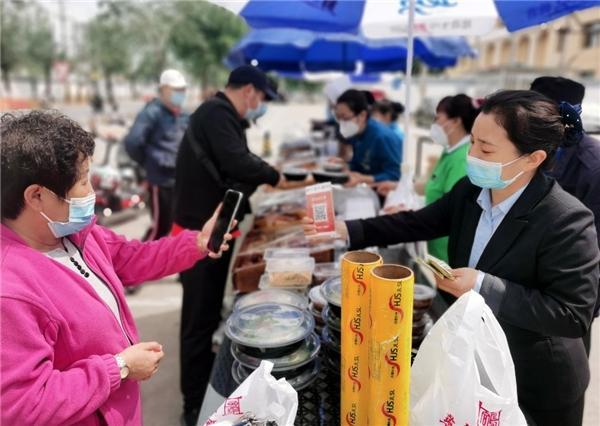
left=477, top=401, right=501, bottom=426
left=352, top=268, right=367, bottom=295
left=440, top=414, right=456, bottom=426
left=222, top=396, right=242, bottom=416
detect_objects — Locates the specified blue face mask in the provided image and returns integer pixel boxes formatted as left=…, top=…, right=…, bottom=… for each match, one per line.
left=40, top=191, right=96, bottom=238
left=245, top=102, right=267, bottom=121
left=170, top=91, right=186, bottom=108
left=466, top=154, right=525, bottom=189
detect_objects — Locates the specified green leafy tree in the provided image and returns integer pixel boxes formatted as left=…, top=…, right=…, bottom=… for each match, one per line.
left=170, top=1, right=247, bottom=86
left=83, top=0, right=136, bottom=103
left=22, top=3, right=55, bottom=98
left=0, top=0, right=27, bottom=93
left=126, top=3, right=177, bottom=96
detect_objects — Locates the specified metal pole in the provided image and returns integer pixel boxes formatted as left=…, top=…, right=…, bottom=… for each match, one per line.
left=401, top=0, right=416, bottom=177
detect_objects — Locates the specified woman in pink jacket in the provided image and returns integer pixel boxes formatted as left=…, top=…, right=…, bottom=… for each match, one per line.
left=0, top=111, right=233, bottom=425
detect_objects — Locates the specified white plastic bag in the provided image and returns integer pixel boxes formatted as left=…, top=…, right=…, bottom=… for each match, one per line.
left=383, top=167, right=422, bottom=212
left=203, top=361, right=298, bottom=426
left=410, top=291, right=527, bottom=426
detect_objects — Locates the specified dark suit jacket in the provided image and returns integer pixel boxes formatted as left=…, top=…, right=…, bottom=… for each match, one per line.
left=347, top=172, right=600, bottom=410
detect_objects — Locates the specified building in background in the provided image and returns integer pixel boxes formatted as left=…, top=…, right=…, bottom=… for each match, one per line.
left=449, top=8, right=600, bottom=79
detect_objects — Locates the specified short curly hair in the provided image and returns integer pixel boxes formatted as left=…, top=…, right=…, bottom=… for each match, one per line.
left=1, top=110, right=95, bottom=219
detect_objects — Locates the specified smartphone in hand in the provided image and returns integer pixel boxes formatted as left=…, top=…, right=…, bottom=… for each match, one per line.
left=207, top=190, right=243, bottom=253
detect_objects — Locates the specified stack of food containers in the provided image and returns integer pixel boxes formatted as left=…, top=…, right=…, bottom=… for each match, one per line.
left=226, top=299, right=321, bottom=391
left=320, top=276, right=342, bottom=374
left=308, top=284, right=328, bottom=333
left=412, top=284, right=436, bottom=356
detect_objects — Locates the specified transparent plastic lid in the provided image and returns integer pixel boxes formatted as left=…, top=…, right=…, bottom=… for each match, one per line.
left=322, top=305, right=341, bottom=332
left=313, top=262, right=340, bottom=279
left=226, top=303, right=315, bottom=348
left=414, top=284, right=437, bottom=301
left=321, top=326, right=341, bottom=350
left=264, top=247, right=310, bottom=260
left=265, top=256, right=315, bottom=272
left=309, top=285, right=327, bottom=308
left=321, top=276, right=342, bottom=308
left=234, top=289, right=309, bottom=312
left=231, top=332, right=320, bottom=371
left=232, top=359, right=321, bottom=391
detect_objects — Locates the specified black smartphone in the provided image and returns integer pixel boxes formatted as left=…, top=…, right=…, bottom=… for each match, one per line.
left=207, top=190, right=243, bottom=253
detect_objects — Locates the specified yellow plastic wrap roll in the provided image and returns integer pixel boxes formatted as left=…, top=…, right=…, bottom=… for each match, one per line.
left=368, top=265, right=414, bottom=426
left=340, top=251, right=383, bottom=426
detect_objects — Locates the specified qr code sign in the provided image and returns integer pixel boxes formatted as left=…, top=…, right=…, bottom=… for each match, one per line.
left=313, top=203, right=328, bottom=222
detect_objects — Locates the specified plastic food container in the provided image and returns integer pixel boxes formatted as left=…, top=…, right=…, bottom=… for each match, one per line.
left=321, top=325, right=341, bottom=352
left=413, top=284, right=437, bottom=309
left=321, top=304, right=341, bottom=338
left=231, top=332, right=320, bottom=372
left=259, top=274, right=309, bottom=294
left=226, top=303, right=315, bottom=357
left=412, top=313, right=434, bottom=337
left=265, top=257, right=315, bottom=287
left=321, top=276, right=342, bottom=317
left=232, top=358, right=321, bottom=391
left=264, top=247, right=310, bottom=260
left=312, top=170, right=350, bottom=184
left=283, top=168, right=309, bottom=181
left=312, top=262, right=340, bottom=285
left=234, top=289, right=309, bottom=312
left=309, top=285, right=327, bottom=311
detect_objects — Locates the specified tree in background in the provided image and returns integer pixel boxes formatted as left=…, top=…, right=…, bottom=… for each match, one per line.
left=170, top=1, right=247, bottom=88
left=126, top=3, right=177, bottom=98
left=1, top=0, right=55, bottom=97
left=22, top=3, right=55, bottom=99
left=2, top=0, right=249, bottom=101
left=0, top=0, right=26, bottom=93
left=83, top=0, right=135, bottom=105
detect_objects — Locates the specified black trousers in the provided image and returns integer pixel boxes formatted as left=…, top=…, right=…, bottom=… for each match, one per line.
left=521, top=395, right=585, bottom=426
left=583, top=318, right=595, bottom=357
left=179, top=240, right=235, bottom=411
left=143, top=185, right=174, bottom=241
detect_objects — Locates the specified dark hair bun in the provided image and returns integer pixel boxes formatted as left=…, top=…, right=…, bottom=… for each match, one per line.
left=391, top=101, right=405, bottom=115
left=559, top=101, right=584, bottom=147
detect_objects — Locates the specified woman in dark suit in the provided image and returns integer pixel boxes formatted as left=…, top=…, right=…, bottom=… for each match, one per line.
left=305, top=90, right=599, bottom=426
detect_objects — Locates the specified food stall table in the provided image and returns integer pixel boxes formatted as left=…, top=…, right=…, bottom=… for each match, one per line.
left=199, top=245, right=447, bottom=425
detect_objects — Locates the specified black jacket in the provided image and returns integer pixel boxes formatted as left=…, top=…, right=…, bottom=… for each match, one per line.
left=347, top=173, right=600, bottom=410
left=173, top=92, right=279, bottom=229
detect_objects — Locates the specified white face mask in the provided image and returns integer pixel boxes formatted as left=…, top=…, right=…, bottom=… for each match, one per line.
left=429, top=123, right=449, bottom=147
left=339, top=119, right=360, bottom=139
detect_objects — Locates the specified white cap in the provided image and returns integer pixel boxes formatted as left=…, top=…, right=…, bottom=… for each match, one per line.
left=159, top=69, right=186, bottom=89
left=323, top=75, right=352, bottom=104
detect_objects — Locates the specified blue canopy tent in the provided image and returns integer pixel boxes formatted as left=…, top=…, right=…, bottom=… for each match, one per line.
left=212, top=0, right=600, bottom=172
left=225, top=28, right=475, bottom=73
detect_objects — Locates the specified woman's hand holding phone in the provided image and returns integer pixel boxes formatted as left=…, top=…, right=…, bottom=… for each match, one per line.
left=197, top=204, right=236, bottom=259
